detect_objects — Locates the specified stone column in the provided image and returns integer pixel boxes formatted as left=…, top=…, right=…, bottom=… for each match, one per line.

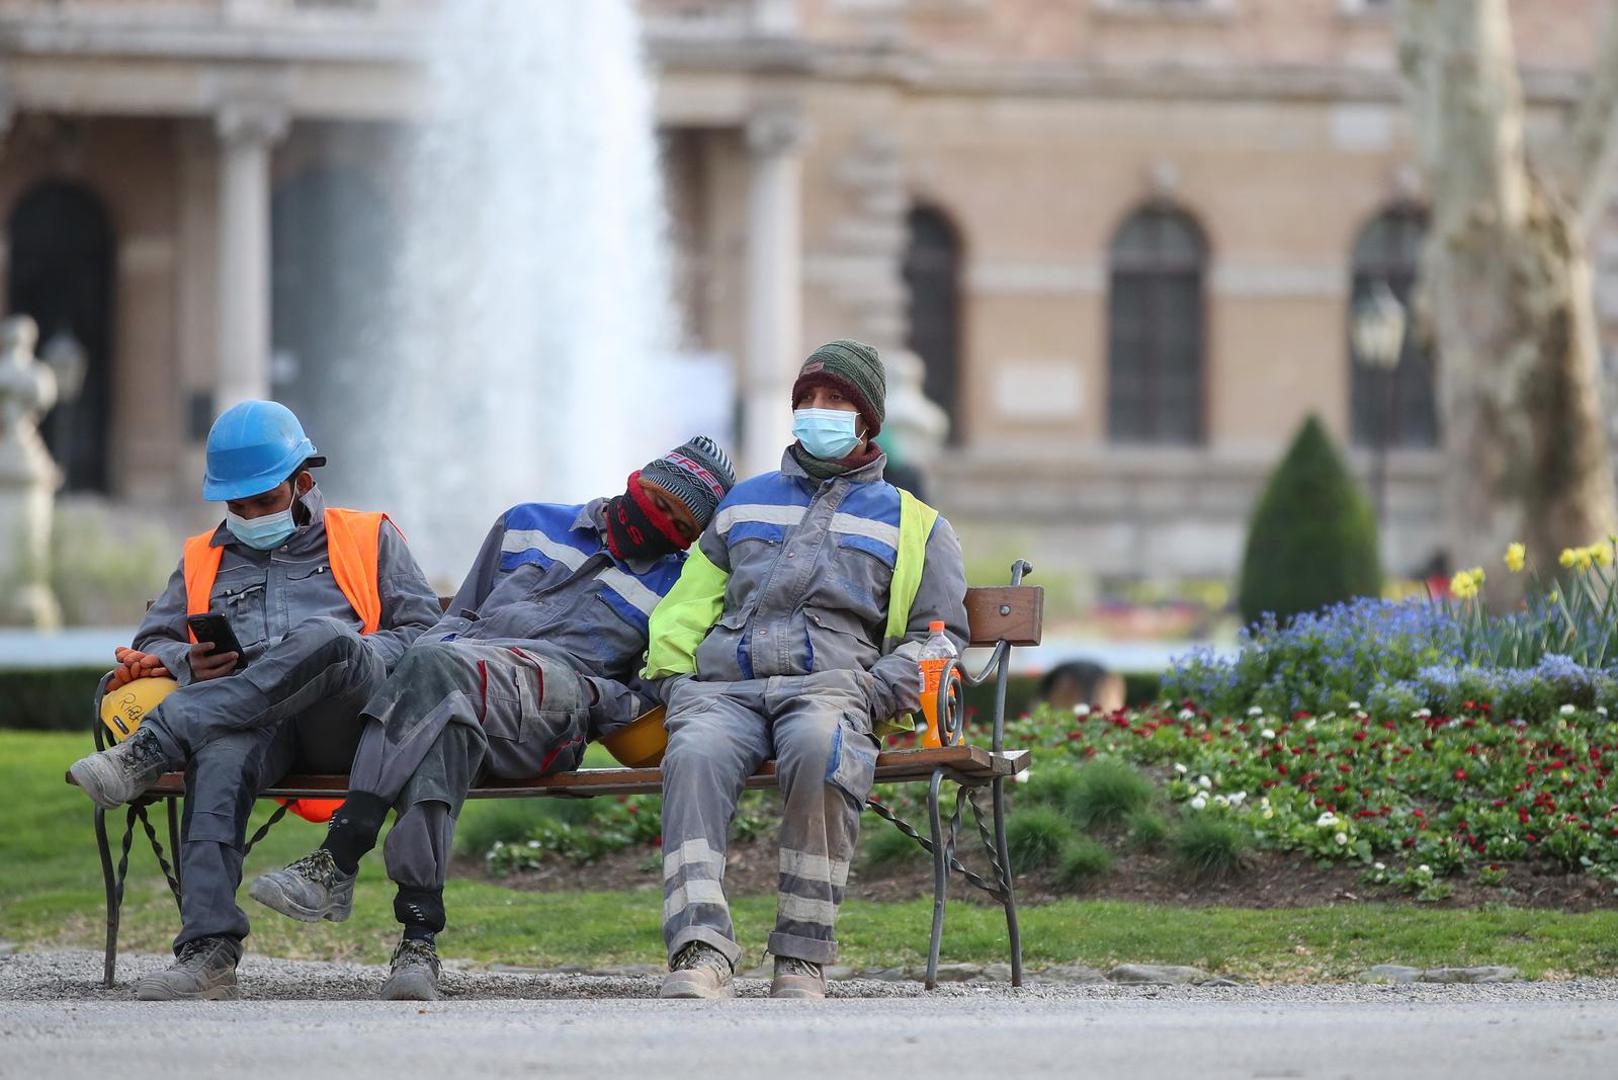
left=742, top=107, right=806, bottom=474
left=214, top=100, right=287, bottom=411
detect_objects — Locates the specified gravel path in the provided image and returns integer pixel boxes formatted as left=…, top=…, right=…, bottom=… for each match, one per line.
left=5, top=950, right=1618, bottom=1079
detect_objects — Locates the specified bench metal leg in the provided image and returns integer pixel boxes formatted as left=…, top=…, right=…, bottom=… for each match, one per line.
left=991, top=775, right=1023, bottom=987
left=925, top=769, right=948, bottom=990
left=94, top=806, right=119, bottom=988
left=166, top=796, right=183, bottom=892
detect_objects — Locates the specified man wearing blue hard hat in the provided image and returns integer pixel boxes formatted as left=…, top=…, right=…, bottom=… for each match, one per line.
left=68, top=400, right=441, bottom=1001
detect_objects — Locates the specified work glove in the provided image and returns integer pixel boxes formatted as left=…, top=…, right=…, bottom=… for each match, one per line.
left=108, top=646, right=172, bottom=688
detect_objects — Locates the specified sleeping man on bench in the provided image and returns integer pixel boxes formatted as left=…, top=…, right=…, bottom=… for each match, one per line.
left=643, top=340, right=968, bottom=1000
left=249, top=437, right=735, bottom=1000
left=68, top=400, right=442, bottom=1001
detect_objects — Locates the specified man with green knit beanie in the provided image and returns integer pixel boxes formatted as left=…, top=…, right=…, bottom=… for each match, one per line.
left=643, top=339, right=969, bottom=1001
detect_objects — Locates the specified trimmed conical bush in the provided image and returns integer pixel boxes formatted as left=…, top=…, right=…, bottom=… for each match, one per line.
left=1238, top=415, right=1382, bottom=624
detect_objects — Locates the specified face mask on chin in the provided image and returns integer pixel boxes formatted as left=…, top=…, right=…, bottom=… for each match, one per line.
left=793, top=408, right=863, bottom=460
left=225, top=507, right=297, bottom=551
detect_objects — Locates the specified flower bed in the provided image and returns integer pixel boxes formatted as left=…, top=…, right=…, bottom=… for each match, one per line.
left=1006, top=698, right=1618, bottom=887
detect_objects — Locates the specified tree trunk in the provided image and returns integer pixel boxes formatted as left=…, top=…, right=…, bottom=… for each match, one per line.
left=1426, top=181, right=1618, bottom=594
left=1398, top=0, right=1618, bottom=602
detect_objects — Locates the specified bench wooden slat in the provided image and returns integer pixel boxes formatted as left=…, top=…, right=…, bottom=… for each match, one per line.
left=67, top=747, right=1030, bottom=802
left=963, top=586, right=1043, bottom=648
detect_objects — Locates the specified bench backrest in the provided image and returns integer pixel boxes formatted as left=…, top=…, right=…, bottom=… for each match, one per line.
left=431, top=586, right=1044, bottom=648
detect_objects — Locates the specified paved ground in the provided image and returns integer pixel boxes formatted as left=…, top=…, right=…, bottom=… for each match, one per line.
left=4, top=950, right=1618, bottom=1079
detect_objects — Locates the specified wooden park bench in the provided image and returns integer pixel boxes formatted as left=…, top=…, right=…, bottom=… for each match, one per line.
left=71, top=563, right=1042, bottom=992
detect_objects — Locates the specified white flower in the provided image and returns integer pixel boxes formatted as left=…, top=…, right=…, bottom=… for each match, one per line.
left=1229, top=791, right=1248, bottom=806
left=1197, top=775, right=1213, bottom=789
left=1261, top=808, right=1275, bottom=820
left=1413, top=708, right=1432, bottom=719
left=527, top=840, right=541, bottom=849
left=1073, top=703, right=1092, bottom=717
left=1560, top=704, right=1577, bottom=716
left=1315, top=812, right=1338, bottom=828
left=1259, top=797, right=1271, bottom=809
left=1417, top=864, right=1431, bottom=875
left=1189, top=796, right=1208, bottom=811
left=1374, top=862, right=1386, bottom=871
left=1214, top=794, right=1229, bottom=807
left=1174, top=763, right=1188, bottom=775
left=1261, top=728, right=1276, bottom=740
left=1599, top=707, right=1609, bottom=717
left=1304, top=719, right=1317, bottom=732
left=1334, top=832, right=1349, bottom=846
left=1178, top=708, right=1197, bottom=721
left=1248, top=706, right=1264, bottom=717
left=1347, top=701, right=1362, bottom=711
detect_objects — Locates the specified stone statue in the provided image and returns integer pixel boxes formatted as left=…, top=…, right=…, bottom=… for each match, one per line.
left=880, top=347, right=948, bottom=475
left=0, top=314, right=62, bottom=629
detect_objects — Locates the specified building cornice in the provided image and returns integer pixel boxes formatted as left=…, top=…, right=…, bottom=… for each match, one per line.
left=0, top=13, right=1589, bottom=118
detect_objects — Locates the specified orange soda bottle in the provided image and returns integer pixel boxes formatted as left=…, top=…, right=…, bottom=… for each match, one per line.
left=917, top=620, right=959, bottom=748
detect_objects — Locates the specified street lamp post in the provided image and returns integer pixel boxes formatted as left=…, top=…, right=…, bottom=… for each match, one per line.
left=1351, top=281, right=1407, bottom=523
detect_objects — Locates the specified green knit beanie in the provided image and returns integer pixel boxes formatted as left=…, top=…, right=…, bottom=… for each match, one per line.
left=790, top=339, right=887, bottom=437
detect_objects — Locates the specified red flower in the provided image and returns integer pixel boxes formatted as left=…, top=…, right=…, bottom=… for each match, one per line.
left=1454, top=769, right=1468, bottom=780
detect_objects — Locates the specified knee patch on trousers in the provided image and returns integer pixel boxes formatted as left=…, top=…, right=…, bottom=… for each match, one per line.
left=395, top=885, right=446, bottom=936
left=824, top=720, right=878, bottom=802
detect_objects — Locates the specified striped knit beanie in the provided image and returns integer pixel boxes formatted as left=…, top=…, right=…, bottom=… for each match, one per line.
left=790, top=339, right=887, bottom=438
left=639, top=436, right=736, bottom=528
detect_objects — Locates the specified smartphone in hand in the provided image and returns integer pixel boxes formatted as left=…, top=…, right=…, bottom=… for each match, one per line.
left=186, top=613, right=248, bottom=668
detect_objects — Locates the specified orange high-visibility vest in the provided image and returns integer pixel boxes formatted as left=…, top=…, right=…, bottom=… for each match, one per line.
left=182, top=507, right=390, bottom=824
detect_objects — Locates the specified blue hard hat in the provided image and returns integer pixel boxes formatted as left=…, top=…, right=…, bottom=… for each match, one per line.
left=202, top=400, right=325, bottom=501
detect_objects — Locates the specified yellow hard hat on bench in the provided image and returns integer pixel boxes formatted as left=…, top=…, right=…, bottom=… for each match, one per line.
left=600, top=705, right=667, bottom=768
left=99, top=676, right=181, bottom=743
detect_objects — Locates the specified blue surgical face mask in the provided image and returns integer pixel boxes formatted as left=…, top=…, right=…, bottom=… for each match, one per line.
left=793, top=408, right=863, bottom=461
left=225, top=507, right=296, bottom=551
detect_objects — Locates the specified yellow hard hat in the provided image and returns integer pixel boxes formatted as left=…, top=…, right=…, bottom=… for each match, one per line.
left=99, top=676, right=181, bottom=742
left=600, top=705, right=667, bottom=768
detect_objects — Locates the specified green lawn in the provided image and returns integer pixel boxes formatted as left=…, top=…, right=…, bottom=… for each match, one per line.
left=7, top=729, right=1618, bottom=980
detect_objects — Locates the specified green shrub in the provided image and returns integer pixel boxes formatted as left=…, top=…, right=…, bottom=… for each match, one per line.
left=1005, top=806, right=1074, bottom=874
left=863, top=822, right=928, bottom=868
left=1069, top=758, right=1155, bottom=830
left=1021, top=767, right=1085, bottom=815
left=1053, top=836, right=1113, bottom=889
left=1, top=667, right=104, bottom=732
left=1171, top=815, right=1251, bottom=883
left=1125, top=807, right=1170, bottom=852
left=455, top=799, right=561, bottom=857
left=1237, top=415, right=1381, bottom=625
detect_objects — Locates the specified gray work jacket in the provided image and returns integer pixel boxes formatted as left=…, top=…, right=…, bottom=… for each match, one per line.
left=419, top=500, right=677, bottom=736
left=133, top=485, right=441, bottom=684
left=689, top=449, right=969, bottom=720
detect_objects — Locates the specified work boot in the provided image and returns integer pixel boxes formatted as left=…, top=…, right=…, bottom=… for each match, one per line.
left=380, top=937, right=441, bottom=1001
left=659, top=942, right=733, bottom=1000
left=248, top=848, right=356, bottom=923
left=134, top=935, right=242, bottom=1001
left=69, top=727, right=169, bottom=809
left=770, top=955, right=827, bottom=1000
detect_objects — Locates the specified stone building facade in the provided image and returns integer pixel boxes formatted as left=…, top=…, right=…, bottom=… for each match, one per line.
left=1, top=0, right=1613, bottom=588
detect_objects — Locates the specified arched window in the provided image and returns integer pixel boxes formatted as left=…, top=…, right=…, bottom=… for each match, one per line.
left=7, top=182, right=116, bottom=492
left=902, top=205, right=963, bottom=443
left=271, top=167, right=397, bottom=492
left=1107, top=205, right=1206, bottom=445
left=1349, top=205, right=1437, bottom=448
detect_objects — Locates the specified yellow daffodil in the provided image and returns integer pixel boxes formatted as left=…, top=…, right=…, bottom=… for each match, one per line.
left=1592, top=544, right=1613, bottom=569
left=1504, top=542, right=1526, bottom=573
left=1450, top=567, right=1484, bottom=600
left=1560, top=548, right=1579, bottom=569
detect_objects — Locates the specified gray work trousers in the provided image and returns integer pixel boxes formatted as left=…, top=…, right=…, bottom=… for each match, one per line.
left=344, top=642, right=593, bottom=900
left=659, top=671, right=878, bottom=967
left=141, top=617, right=385, bottom=952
